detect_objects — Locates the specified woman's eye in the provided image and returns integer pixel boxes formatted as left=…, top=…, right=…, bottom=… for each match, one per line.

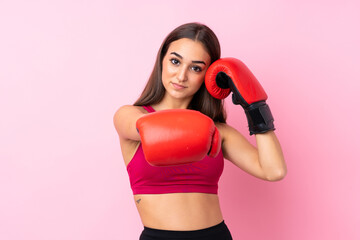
left=170, top=58, right=180, bottom=65
left=192, top=66, right=202, bottom=72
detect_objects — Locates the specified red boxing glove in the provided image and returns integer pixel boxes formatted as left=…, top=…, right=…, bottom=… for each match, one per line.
left=136, top=109, right=221, bottom=166
left=205, top=57, right=275, bottom=135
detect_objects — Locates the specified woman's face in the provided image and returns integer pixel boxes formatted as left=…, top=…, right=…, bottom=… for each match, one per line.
left=162, top=38, right=211, bottom=101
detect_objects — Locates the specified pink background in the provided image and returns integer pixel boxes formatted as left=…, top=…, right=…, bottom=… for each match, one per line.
left=1, top=0, right=359, bottom=239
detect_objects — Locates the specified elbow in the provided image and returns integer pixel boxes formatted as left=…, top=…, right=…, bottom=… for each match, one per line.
left=266, top=169, right=287, bottom=182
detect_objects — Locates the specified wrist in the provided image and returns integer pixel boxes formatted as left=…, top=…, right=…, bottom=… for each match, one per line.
left=244, top=101, right=275, bottom=135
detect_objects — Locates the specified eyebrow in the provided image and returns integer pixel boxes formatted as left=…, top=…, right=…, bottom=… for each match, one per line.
left=170, top=52, right=206, bottom=65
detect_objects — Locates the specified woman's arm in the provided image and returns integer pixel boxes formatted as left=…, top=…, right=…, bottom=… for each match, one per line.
left=217, top=123, right=287, bottom=181
left=254, top=130, right=287, bottom=181
left=113, top=105, right=145, bottom=141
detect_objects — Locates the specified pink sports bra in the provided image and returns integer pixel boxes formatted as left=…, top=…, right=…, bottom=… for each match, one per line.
left=126, top=105, right=224, bottom=195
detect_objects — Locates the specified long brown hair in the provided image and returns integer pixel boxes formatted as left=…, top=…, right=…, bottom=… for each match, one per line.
left=133, top=22, right=227, bottom=123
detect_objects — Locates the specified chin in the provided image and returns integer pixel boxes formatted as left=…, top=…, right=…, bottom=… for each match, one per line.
left=166, top=92, right=191, bottom=100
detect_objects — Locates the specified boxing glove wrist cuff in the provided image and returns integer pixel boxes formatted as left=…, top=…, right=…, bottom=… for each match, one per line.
left=244, top=101, right=276, bottom=135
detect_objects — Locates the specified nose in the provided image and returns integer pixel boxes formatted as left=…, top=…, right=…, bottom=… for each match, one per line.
left=176, top=65, right=188, bottom=82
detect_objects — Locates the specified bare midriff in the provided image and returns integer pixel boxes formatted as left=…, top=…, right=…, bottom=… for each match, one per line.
left=120, top=132, right=225, bottom=231
left=133, top=193, right=224, bottom=231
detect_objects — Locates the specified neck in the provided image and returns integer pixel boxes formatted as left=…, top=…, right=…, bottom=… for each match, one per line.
left=151, top=94, right=192, bottom=111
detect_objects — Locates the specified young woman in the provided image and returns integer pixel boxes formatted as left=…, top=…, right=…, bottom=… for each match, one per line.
left=113, top=22, right=287, bottom=240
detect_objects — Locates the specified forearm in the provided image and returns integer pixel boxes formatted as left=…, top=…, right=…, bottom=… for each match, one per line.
left=255, top=130, right=287, bottom=181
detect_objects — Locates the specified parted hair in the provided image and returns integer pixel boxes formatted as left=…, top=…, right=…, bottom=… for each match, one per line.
left=133, top=22, right=227, bottom=123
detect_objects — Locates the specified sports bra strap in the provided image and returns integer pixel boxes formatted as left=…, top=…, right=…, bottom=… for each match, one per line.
left=142, top=105, right=156, bottom=113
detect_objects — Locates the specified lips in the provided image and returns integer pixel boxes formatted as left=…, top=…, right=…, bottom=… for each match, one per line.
left=171, top=82, right=187, bottom=89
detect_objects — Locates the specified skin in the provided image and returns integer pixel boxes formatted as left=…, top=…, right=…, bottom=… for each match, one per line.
left=113, top=38, right=287, bottom=231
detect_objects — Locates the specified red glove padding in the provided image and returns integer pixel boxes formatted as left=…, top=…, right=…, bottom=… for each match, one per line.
left=205, top=57, right=275, bottom=135
left=136, top=109, right=221, bottom=166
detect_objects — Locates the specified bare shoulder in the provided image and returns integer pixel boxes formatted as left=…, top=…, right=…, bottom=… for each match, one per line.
left=214, top=122, right=236, bottom=141
left=113, top=105, right=147, bottom=125
left=214, top=122, right=253, bottom=157
left=113, top=105, right=148, bottom=141
left=113, top=105, right=147, bottom=118
left=214, top=122, right=228, bottom=131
